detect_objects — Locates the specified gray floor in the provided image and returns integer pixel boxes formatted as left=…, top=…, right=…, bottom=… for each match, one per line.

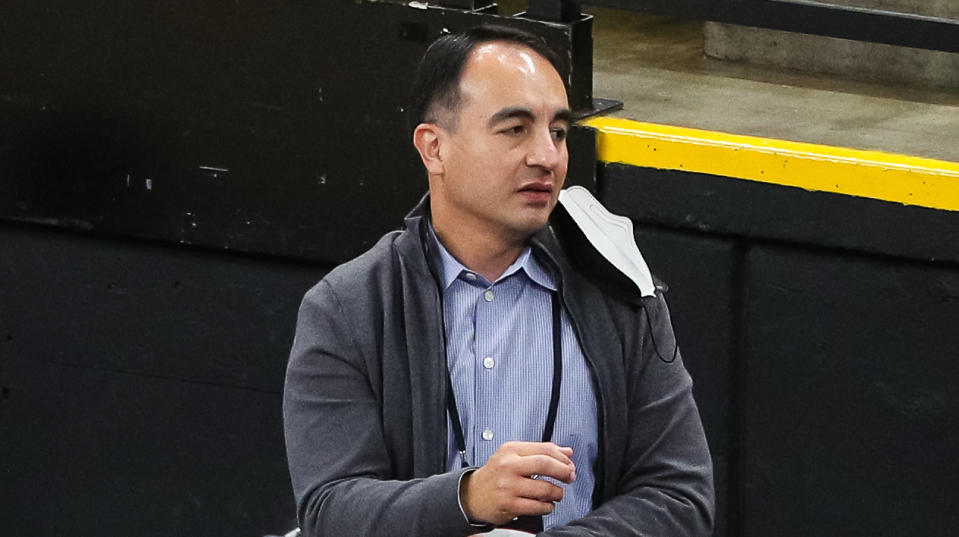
left=500, top=2, right=959, bottom=163
left=586, top=8, right=959, bottom=163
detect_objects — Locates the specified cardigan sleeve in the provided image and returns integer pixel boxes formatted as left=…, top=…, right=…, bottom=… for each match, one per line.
left=282, top=279, right=484, bottom=537
left=541, top=290, right=715, bottom=537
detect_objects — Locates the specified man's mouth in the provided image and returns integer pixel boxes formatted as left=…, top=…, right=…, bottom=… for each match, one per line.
left=518, top=182, right=552, bottom=194
left=518, top=182, right=553, bottom=204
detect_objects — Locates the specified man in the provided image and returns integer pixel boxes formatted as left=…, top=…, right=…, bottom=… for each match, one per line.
left=283, top=25, right=714, bottom=536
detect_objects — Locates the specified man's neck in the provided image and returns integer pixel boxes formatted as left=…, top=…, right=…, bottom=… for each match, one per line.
left=430, top=216, right=526, bottom=283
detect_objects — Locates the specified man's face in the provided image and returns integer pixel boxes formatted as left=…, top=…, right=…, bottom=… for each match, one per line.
left=433, top=41, right=571, bottom=243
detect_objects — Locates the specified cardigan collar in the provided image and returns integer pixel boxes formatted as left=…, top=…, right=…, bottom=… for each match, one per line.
left=402, top=191, right=647, bottom=307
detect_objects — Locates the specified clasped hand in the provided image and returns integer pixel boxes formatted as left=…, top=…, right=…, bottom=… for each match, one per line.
left=460, top=441, right=576, bottom=526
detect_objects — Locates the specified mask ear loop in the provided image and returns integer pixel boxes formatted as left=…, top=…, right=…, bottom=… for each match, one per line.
left=643, top=300, right=680, bottom=364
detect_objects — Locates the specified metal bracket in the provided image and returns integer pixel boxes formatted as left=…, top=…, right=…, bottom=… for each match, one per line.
left=510, top=10, right=622, bottom=118
left=410, top=1, right=622, bottom=118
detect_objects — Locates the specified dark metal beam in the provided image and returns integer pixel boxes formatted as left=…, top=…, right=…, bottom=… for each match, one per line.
left=583, top=0, right=959, bottom=52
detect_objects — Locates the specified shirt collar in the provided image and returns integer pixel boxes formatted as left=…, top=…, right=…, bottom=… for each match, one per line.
left=427, top=222, right=556, bottom=291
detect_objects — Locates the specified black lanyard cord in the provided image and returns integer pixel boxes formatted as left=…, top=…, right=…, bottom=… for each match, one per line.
left=446, top=371, right=469, bottom=466
left=542, top=292, right=563, bottom=443
left=447, top=291, right=564, bottom=468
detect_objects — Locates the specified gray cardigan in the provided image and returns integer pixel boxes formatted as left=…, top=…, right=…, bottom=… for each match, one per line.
left=283, top=198, right=714, bottom=536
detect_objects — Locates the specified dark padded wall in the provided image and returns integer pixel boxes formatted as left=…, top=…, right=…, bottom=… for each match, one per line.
left=741, top=247, right=959, bottom=537
left=0, top=0, right=594, bottom=264
left=632, top=227, right=738, bottom=537
left=0, top=224, right=328, bottom=535
left=603, top=163, right=959, bottom=537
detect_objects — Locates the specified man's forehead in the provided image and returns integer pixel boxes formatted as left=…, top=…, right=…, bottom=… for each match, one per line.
left=470, top=41, right=542, bottom=76
left=458, top=40, right=568, bottom=113
left=463, top=40, right=560, bottom=80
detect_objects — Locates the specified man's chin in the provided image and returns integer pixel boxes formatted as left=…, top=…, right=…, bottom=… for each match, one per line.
left=508, top=215, right=552, bottom=239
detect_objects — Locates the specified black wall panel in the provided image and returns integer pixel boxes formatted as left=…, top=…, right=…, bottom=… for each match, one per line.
left=742, top=246, right=959, bottom=537
left=0, top=0, right=424, bottom=263
left=0, top=356, right=295, bottom=537
left=602, top=161, right=959, bottom=537
left=599, top=163, right=959, bottom=265
left=0, top=223, right=330, bottom=535
left=1, top=225, right=327, bottom=391
left=631, top=225, right=739, bottom=537
left=0, top=0, right=597, bottom=265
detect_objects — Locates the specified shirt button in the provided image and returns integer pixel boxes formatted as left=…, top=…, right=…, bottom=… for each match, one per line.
left=483, top=356, right=495, bottom=369
left=484, top=290, right=494, bottom=302
left=482, top=428, right=494, bottom=441
left=464, top=272, right=477, bottom=280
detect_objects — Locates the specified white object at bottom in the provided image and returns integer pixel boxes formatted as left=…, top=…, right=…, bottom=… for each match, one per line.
left=471, top=529, right=536, bottom=536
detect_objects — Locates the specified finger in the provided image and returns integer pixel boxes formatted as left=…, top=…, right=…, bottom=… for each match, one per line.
left=506, top=496, right=559, bottom=518
left=506, top=442, right=575, bottom=466
left=514, top=477, right=565, bottom=503
left=511, top=454, right=577, bottom=484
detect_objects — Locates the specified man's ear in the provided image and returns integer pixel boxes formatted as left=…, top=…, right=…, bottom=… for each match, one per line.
left=412, top=123, right=445, bottom=175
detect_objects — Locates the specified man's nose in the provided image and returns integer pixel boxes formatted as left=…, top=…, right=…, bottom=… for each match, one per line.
left=525, top=127, right=563, bottom=170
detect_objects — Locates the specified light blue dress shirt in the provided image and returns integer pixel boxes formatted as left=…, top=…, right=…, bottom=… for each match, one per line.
left=431, top=229, right=599, bottom=529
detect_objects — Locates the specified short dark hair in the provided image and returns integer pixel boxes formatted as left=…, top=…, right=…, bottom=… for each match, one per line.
left=408, top=25, right=567, bottom=134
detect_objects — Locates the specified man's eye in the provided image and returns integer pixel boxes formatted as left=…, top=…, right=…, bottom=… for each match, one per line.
left=551, top=127, right=568, bottom=141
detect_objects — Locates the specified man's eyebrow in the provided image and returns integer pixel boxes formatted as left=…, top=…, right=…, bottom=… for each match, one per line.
left=487, top=107, right=575, bottom=127
left=488, top=107, right=534, bottom=127
left=553, top=108, right=573, bottom=125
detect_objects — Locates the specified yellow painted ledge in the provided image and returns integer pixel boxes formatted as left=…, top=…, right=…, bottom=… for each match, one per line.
left=582, top=116, right=959, bottom=213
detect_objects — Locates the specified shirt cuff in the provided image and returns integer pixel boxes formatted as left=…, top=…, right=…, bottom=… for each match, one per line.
left=457, top=467, right=495, bottom=530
